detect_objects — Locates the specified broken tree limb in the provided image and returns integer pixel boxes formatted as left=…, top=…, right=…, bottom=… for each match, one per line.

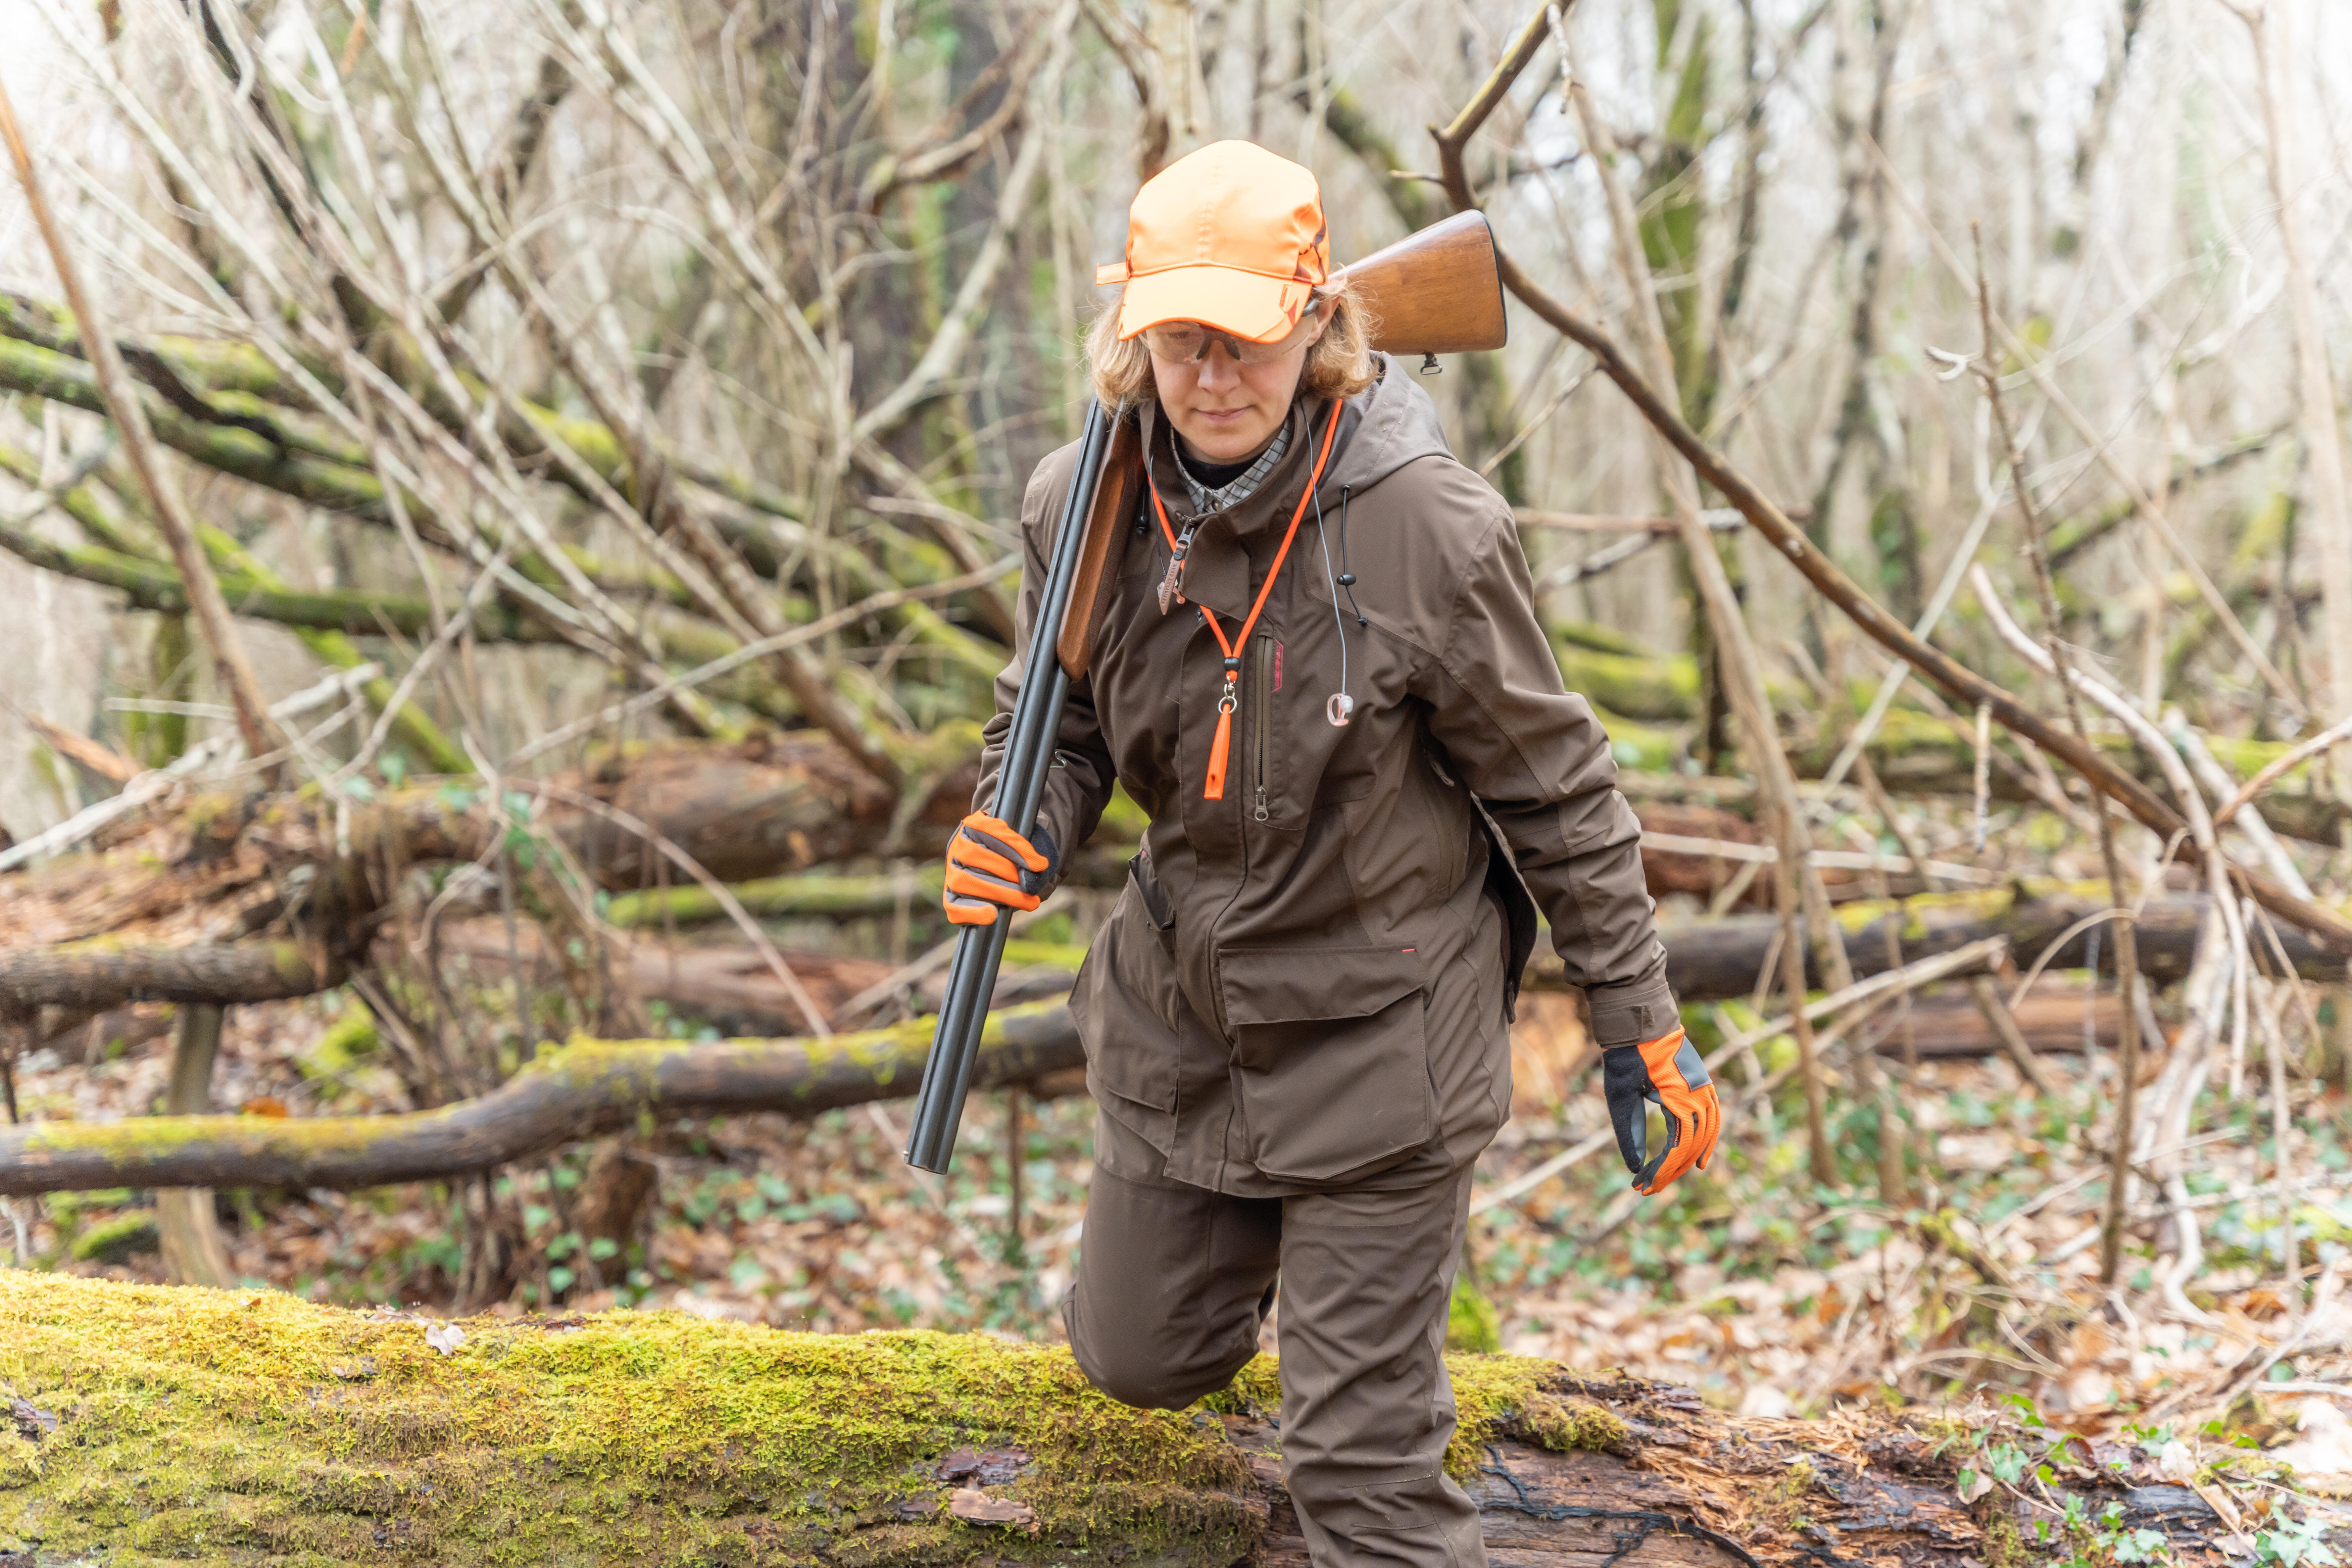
left=1424, top=36, right=2352, bottom=957
left=8, top=1270, right=2296, bottom=1568
left=0, top=941, right=341, bottom=1015
left=0, top=516, right=565, bottom=643
left=0, top=1000, right=1084, bottom=1194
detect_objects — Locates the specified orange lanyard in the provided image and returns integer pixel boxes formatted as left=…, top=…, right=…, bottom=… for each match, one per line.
left=1146, top=400, right=1343, bottom=800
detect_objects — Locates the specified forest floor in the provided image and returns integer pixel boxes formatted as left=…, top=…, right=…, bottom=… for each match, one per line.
left=10, top=975, right=2352, bottom=1475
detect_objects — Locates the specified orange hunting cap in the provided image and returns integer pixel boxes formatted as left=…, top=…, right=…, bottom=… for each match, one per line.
left=1095, top=140, right=1331, bottom=344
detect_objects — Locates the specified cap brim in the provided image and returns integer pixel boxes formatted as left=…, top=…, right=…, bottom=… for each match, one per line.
left=1116, top=264, right=1304, bottom=343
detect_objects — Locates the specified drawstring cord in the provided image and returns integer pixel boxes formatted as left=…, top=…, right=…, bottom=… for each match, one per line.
left=1312, top=485, right=1354, bottom=726
left=1335, top=484, right=1366, bottom=627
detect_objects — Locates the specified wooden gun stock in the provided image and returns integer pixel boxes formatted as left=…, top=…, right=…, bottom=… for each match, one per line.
left=1347, top=210, right=1508, bottom=357
left=1056, top=411, right=1142, bottom=679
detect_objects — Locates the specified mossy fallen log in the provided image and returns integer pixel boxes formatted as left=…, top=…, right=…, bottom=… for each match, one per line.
left=0, top=1002, right=1084, bottom=1195
left=0, top=1273, right=2282, bottom=1568
left=601, top=867, right=949, bottom=928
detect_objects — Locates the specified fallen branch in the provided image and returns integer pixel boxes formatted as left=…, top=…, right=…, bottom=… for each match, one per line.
left=7, top=877, right=2328, bottom=1021
left=0, top=940, right=340, bottom=1015
left=0, top=1000, right=1083, bottom=1193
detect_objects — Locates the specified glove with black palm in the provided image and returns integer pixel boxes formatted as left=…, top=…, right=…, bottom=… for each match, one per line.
left=1602, top=1026, right=1722, bottom=1196
left=941, top=813, right=1061, bottom=927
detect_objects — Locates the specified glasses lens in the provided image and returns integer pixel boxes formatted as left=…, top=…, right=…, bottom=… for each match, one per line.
left=1142, top=313, right=1311, bottom=362
left=1141, top=324, right=1208, bottom=360
left=1230, top=329, right=1298, bottom=364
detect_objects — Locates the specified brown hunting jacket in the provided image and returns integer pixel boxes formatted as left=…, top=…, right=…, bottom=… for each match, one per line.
left=975, top=356, right=1676, bottom=1196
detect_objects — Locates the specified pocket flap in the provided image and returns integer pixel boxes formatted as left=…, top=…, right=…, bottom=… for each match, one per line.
left=1218, top=945, right=1423, bottom=1027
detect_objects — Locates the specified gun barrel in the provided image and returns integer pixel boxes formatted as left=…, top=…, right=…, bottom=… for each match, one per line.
left=904, top=399, right=1114, bottom=1173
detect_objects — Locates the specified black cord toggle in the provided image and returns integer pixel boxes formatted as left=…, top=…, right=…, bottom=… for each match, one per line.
left=1336, top=485, right=1367, bottom=627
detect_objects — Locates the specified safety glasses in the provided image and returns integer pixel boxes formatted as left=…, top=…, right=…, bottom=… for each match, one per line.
left=1139, top=308, right=1322, bottom=365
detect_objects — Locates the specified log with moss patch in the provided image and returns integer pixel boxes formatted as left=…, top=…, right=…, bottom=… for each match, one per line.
left=0, top=1002, right=1084, bottom=1194
left=1, top=1272, right=2273, bottom=1567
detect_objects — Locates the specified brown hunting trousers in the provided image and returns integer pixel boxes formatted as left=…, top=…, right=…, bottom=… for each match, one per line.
left=1064, top=1139, right=1486, bottom=1567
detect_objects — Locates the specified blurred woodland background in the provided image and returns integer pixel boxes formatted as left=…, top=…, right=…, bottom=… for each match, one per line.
left=3, top=0, right=2352, bottom=1450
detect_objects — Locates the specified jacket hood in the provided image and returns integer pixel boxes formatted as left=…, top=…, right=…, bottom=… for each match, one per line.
left=1319, top=352, right=1456, bottom=497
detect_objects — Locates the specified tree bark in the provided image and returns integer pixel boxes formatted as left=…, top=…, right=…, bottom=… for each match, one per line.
left=0, top=1269, right=2298, bottom=1566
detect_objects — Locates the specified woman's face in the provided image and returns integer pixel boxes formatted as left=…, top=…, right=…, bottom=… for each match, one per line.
left=1148, top=303, right=1332, bottom=463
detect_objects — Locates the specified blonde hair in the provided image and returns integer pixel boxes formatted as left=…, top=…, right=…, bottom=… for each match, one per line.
left=1084, top=281, right=1379, bottom=410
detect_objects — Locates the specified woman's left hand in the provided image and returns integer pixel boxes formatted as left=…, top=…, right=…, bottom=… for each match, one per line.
left=1601, top=1027, right=1722, bottom=1196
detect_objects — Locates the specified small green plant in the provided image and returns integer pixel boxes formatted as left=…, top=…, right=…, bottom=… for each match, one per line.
left=2251, top=1516, right=2340, bottom=1568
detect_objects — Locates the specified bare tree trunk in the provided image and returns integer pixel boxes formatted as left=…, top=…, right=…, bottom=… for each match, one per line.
left=154, top=1003, right=235, bottom=1288
left=2239, top=1, right=2352, bottom=728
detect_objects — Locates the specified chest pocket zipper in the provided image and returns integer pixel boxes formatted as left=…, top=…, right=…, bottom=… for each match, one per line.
left=1252, top=633, right=1275, bottom=823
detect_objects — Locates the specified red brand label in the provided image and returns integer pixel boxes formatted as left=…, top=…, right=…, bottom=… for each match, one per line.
left=1272, top=641, right=1283, bottom=691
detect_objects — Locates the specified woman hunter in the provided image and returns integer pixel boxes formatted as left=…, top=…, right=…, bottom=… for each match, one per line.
left=940, top=139, right=1722, bottom=1567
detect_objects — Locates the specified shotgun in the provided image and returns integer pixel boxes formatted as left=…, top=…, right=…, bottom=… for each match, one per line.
left=903, top=211, right=1509, bottom=1174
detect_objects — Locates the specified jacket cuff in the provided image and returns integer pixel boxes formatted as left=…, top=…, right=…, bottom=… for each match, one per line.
left=1585, top=977, right=1681, bottom=1049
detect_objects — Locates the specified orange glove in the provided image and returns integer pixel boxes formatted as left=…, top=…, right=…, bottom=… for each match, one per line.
left=941, top=813, right=1060, bottom=927
left=1602, top=1026, right=1721, bottom=1196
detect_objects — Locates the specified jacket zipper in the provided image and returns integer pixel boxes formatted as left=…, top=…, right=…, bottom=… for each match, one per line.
left=1252, top=633, right=1274, bottom=823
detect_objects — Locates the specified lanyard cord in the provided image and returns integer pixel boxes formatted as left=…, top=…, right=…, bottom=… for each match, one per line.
left=1146, top=398, right=1343, bottom=799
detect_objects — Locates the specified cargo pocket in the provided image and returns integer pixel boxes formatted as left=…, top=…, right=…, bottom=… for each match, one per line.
left=1218, top=946, right=1435, bottom=1185
left=1071, top=880, right=1180, bottom=1116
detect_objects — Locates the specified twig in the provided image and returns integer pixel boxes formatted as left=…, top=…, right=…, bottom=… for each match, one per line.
left=1967, top=976, right=2063, bottom=1100
left=2214, top=713, right=2352, bottom=829
left=522, top=782, right=835, bottom=1039
left=0, top=664, right=381, bottom=872
left=504, top=556, right=1015, bottom=770
left=1471, top=1128, right=1616, bottom=1215
left=1638, top=830, right=1999, bottom=886
left=1704, top=937, right=2011, bottom=1076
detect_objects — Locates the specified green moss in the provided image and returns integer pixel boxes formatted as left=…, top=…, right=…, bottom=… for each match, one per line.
left=299, top=1001, right=381, bottom=1095
left=1446, top=1273, right=1501, bottom=1354
left=1981, top=1503, right=2029, bottom=1568
left=1513, top=1393, right=1631, bottom=1457
left=0, top=1276, right=1607, bottom=1564
left=68, top=1209, right=160, bottom=1263
left=1555, top=642, right=1700, bottom=722
left=603, top=870, right=947, bottom=929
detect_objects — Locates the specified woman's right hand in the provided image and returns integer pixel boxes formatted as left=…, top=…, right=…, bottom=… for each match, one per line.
left=942, top=814, right=1060, bottom=926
